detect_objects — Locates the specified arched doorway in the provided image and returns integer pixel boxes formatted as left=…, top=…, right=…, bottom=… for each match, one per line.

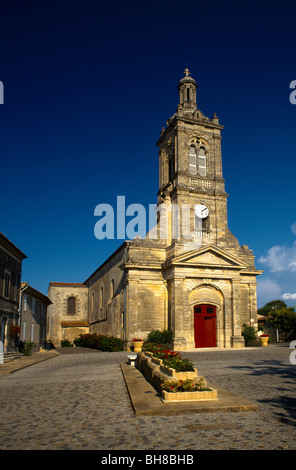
left=194, top=304, right=216, bottom=348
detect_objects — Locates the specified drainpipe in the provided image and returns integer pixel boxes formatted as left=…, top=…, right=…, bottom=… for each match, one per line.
left=18, top=284, right=29, bottom=331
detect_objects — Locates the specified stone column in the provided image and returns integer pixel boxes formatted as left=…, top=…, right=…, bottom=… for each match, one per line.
left=249, top=282, right=258, bottom=330
left=124, top=278, right=139, bottom=347
left=231, top=279, right=245, bottom=348
left=171, top=277, right=187, bottom=350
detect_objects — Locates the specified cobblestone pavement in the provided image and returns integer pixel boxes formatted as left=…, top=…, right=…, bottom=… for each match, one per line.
left=0, top=343, right=295, bottom=450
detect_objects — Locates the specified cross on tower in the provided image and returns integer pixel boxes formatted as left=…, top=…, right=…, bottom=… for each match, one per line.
left=184, top=67, right=190, bottom=77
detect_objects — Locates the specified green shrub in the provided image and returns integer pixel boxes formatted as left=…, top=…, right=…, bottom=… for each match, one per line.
left=101, top=336, right=123, bottom=351
left=60, top=340, right=72, bottom=347
left=20, top=341, right=35, bottom=356
left=73, top=333, right=106, bottom=349
left=145, top=329, right=173, bottom=345
left=242, top=323, right=260, bottom=347
left=73, top=333, right=123, bottom=351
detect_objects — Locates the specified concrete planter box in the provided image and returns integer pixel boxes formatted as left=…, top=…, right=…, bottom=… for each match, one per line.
left=144, top=352, right=153, bottom=358
left=162, top=388, right=217, bottom=402
left=159, top=364, right=198, bottom=380
left=151, top=357, right=162, bottom=366
left=136, top=351, right=217, bottom=400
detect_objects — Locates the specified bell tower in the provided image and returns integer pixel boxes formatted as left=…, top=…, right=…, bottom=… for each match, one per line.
left=177, top=67, right=198, bottom=113
left=156, top=68, right=232, bottom=254
left=153, top=69, right=261, bottom=350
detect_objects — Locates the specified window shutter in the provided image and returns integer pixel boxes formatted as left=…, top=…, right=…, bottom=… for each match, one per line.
left=189, top=146, right=197, bottom=175
left=198, top=148, right=206, bottom=177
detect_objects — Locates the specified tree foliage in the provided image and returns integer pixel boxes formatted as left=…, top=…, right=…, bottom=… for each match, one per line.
left=266, top=307, right=296, bottom=333
left=257, top=300, right=287, bottom=316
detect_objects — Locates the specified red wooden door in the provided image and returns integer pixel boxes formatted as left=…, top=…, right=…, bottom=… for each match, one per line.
left=194, top=305, right=216, bottom=348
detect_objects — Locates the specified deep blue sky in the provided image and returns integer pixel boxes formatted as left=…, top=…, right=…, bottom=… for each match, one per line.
left=1, top=0, right=296, bottom=307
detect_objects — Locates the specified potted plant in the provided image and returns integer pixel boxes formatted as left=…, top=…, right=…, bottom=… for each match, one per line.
left=132, top=338, right=143, bottom=352
left=9, top=325, right=20, bottom=338
left=259, top=334, right=269, bottom=346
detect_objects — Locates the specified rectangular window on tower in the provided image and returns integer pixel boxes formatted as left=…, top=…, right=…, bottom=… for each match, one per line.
left=189, top=146, right=197, bottom=175
left=169, top=155, right=175, bottom=182
left=198, top=148, right=206, bottom=177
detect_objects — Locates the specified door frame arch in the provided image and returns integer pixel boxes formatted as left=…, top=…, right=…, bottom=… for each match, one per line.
left=188, top=283, right=225, bottom=348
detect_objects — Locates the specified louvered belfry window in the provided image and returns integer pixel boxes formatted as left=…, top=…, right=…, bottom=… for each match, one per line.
left=189, top=146, right=197, bottom=175
left=198, top=148, right=206, bottom=177
left=67, top=296, right=76, bottom=315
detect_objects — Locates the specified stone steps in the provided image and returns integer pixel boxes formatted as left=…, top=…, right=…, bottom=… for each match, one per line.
left=0, top=352, right=23, bottom=363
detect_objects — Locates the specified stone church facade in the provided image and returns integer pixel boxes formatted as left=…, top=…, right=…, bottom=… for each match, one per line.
left=47, top=69, right=262, bottom=349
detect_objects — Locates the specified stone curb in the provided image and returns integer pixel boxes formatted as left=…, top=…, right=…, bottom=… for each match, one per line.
left=120, top=361, right=258, bottom=416
left=0, top=350, right=60, bottom=374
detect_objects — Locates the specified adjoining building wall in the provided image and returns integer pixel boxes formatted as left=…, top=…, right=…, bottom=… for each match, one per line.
left=20, top=283, right=51, bottom=351
left=47, top=283, right=88, bottom=347
left=85, top=243, right=127, bottom=339
left=0, top=232, right=27, bottom=353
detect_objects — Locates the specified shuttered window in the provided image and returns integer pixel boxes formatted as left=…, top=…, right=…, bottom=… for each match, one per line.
left=67, top=297, right=76, bottom=315
left=31, top=323, right=35, bottom=341
left=3, top=270, right=11, bottom=298
left=189, top=146, right=197, bottom=175
left=198, top=148, right=206, bottom=176
left=22, top=321, right=27, bottom=341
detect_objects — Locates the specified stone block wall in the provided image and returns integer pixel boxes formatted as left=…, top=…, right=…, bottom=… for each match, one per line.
left=47, top=283, right=88, bottom=347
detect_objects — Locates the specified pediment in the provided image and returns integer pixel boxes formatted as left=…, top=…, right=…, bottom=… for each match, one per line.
left=171, top=245, right=247, bottom=270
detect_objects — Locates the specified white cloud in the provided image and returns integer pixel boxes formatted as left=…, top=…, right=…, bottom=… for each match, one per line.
left=291, top=222, right=296, bottom=235
left=282, top=292, right=296, bottom=300
left=259, top=241, right=296, bottom=272
left=257, top=278, right=282, bottom=306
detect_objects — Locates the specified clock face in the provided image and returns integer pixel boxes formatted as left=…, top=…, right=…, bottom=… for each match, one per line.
left=195, top=204, right=209, bottom=219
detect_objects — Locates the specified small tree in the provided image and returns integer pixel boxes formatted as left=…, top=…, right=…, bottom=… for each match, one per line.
left=266, top=307, right=296, bottom=340
left=257, top=300, right=287, bottom=316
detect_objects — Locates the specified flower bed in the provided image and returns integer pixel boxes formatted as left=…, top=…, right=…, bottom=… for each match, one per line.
left=159, top=364, right=197, bottom=379
left=143, top=344, right=195, bottom=372
left=161, top=378, right=217, bottom=401
left=162, top=377, right=207, bottom=392
left=137, top=351, right=217, bottom=401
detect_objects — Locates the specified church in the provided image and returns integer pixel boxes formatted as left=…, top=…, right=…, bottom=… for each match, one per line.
left=47, top=69, right=262, bottom=350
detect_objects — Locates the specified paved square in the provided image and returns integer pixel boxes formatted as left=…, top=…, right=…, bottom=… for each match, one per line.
left=0, top=343, right=295, bottom=450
